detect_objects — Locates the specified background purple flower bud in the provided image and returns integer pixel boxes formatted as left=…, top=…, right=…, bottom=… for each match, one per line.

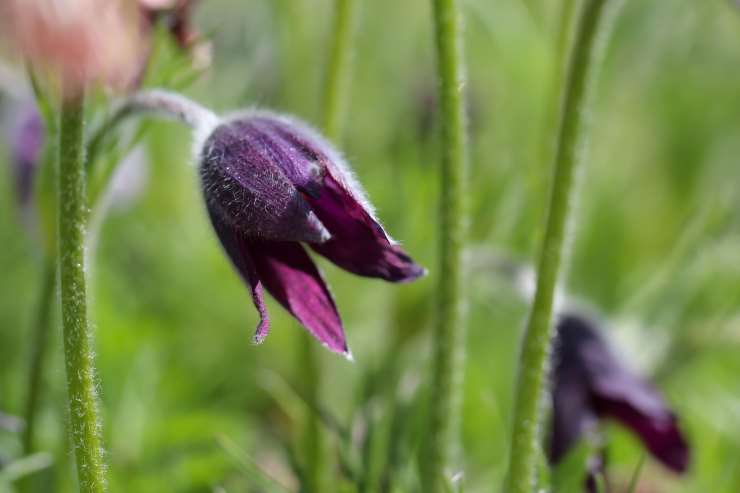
left=549, top=312, right=690, bottom=477
left=9, top=104, right=44, bottom=209
left=199, top=111, right=425, bottom=355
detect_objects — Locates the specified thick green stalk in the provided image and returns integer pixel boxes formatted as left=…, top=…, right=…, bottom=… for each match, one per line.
left=57, top=92, right=107, bottom=493
left=321, top=0, right=360, bottom=141
left=427, top=0, right=468, bottom=490
left=503, top=1, right=620, bottom=492
left=21, top=256, right=57, bottom=455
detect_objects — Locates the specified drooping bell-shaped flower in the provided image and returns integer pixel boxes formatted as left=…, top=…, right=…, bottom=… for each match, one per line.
left=549, top=312, right=690, bottom=483
left=199, top=112, right=425, bottom=357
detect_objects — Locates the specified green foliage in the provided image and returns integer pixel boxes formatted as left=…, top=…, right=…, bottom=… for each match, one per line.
left=2, top=0, right=740, bottom=492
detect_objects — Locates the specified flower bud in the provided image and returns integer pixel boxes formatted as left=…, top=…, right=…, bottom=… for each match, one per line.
left=199, top=111, right=425, bottom=355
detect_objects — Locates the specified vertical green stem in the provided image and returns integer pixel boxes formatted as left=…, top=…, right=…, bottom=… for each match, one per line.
left=503, top=1, right=619, bottom=492
left=295, top=1, right=361, bottom=491
left=298, top=335, right=325, bottom=493
left=57, top=91, right=107, bottom=493
left=321, top=0, right=360, bottom=141
left=427, top=0, right=468, bottom=490
left=22, top=256, right=57, bottom=455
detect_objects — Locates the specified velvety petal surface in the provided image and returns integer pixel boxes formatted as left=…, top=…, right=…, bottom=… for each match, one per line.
left=248, top=239, right=348, bottom=355
left=252, top=115, right=425, bottom=282
left=307, top=173, right=425, bottom=282
left=200, top=120, right=329, bottom=243
left=206, top=205, right=270, bottom=342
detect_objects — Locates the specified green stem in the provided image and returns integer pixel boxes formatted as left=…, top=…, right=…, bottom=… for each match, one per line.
left=21, top=256, right=57, bottom=455
left=295, top=1, right=360, bottom=490
left=503, top=1, right=620, bottom=492
left=85, top=90, right=217, bottom=206
left=57, top=91, right=107, bottom=493
left=321, top=0, right=360, bottom=141
left=427, top=0, right=468, bottom=490
left=298, top=334, right=326, bottom=493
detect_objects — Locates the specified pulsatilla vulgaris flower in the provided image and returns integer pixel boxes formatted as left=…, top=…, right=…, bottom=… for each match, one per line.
left=549, top=312, right=690, bottom=483
left=199, top=112, right=425, bottom=357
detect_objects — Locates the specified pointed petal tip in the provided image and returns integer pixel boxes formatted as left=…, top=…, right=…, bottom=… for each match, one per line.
left=252, top=317, right=270, bottom=345
left=306, top=211, right=332, bottom=244
left=407, top=264, right=428, bottom=282
left=343, top=347, right=354, bottom=362
left=390, top=262, right=428, bottom=284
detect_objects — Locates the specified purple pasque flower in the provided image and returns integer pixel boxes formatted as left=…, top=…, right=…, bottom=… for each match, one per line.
left=199, top=111, right=425, bottom=356
left=9, top=104, right=44, bottom=208
left=549, top=312, right=690, bottom=481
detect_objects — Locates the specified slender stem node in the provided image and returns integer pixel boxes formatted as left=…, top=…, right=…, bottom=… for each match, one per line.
left=57, top=90, right=107, bottom=493
left=427, top=0, right=469, bottom=490
left=503, top=1, right=621, bottom=492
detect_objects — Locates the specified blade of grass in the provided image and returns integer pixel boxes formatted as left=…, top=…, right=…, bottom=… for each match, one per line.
left=626, top=455, right=646, bottom=493
left=216, top=434, right=295, bottom=493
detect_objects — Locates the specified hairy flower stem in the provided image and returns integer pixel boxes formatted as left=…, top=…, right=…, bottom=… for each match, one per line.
left=58, top=91, right=107, bottom=492
left=87, top=90, right=217, bottom=167
left=22, top=256, right=56, bottom=455
left=321, top=0, right=360, bottom=142
left=427, top=0, right=468, bottom=490
left=503, top=1, right=620, bottom=492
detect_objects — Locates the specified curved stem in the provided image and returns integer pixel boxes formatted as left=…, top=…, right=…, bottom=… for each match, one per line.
left=427, top=0, right=468, bottom=490
left=321, top=0, right=360, bottom=142
left=21, top=256, right=57, bottom=455
left=86, top=89, right=218, bottom=174
left=503, top=1, right=621, bottom=492
left=57, top=91, right=107, bottom=493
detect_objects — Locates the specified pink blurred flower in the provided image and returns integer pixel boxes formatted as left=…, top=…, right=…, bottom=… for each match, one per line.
left=1, top=0, right=145, bottom=96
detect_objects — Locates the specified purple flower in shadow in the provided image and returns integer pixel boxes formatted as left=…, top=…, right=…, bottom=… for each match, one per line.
left=549, top=312, right=690, bottom=485
left=199, top=112, right=425, bottom=357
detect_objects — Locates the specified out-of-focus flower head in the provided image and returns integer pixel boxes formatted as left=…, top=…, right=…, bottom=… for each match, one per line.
left=139, top=0, right=201, bottom=50
left=0, top=0, right=145, bottom=97
left=549, top=312, right=690, bottom=488
left=135, top=0, right=210, bottom=82
left=199, top=111, right=426, bottom=357
left=10, top=104, right=44, bottom=209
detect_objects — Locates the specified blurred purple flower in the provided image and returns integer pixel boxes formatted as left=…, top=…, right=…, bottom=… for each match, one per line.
left=199, top=112, right=425, bottom=356
left=10, top=105, right=44, bottom=208
left=549, top=312, right=690, bottom=484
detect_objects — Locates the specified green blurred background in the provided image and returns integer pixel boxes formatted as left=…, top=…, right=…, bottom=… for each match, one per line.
left=2, top=0, right=740, bottom=491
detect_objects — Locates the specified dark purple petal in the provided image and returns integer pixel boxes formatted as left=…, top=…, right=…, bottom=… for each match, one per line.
left=249, top=115, right=425, bottom=282
left=552, top=313, right=691, bottom=474
left=206, top=205, right=270, bottom=342
left=549, top=368, right=600, bottom=464
left=307, top=173, right=425, bottom=282
left=200, top=120, right=329, bottom=244
left=245, top=115, right=327, bottom=198
left=593, top=389, right=689, bottom=473
left=248, top=239, right=348, bottom=356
